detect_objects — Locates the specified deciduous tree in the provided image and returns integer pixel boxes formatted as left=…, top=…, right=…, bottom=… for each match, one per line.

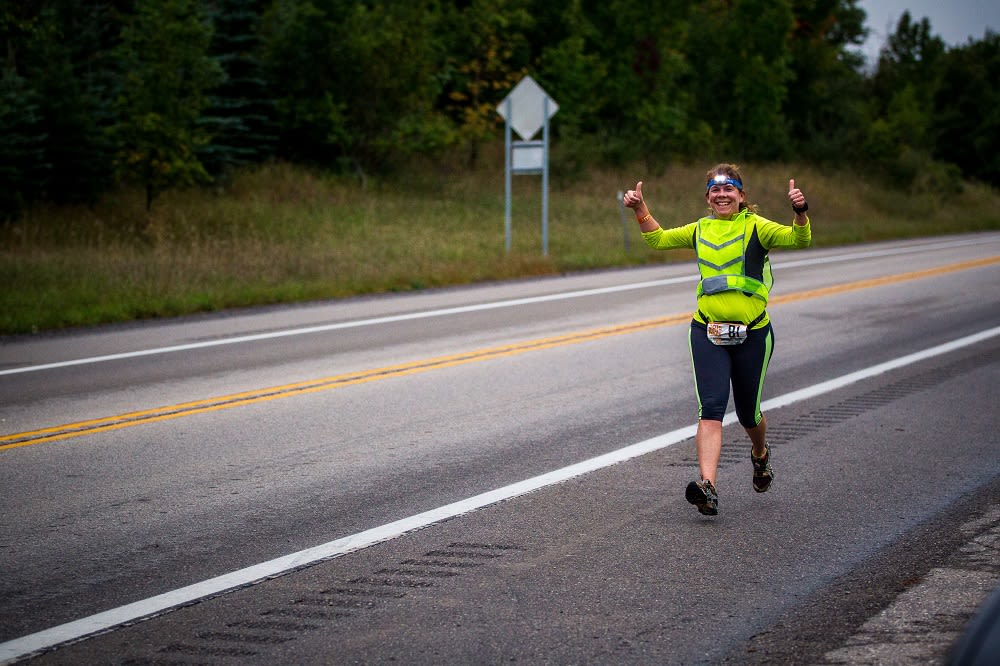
left=110, top=0, right=222, bottom=213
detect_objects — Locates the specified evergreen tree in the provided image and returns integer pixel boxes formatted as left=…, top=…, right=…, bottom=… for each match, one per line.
left=0, top=2, right=51, bottom=218
left=0, top=73, right=48, bottom=220
left=0, top=1, right=126, bottom=215
left=31, top=1, right=120, bottom=205
left=199, top=0, right=278, bottom=177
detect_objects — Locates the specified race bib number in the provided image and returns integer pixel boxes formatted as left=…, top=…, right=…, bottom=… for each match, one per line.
left=707, top=322, right=748, bottom=346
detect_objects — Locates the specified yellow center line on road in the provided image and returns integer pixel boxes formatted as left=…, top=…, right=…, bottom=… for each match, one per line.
left=3, top=255, right=998, bottom=451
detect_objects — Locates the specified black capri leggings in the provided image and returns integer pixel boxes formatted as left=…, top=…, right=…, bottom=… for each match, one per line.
left=688, top=321, right=774, bottom=427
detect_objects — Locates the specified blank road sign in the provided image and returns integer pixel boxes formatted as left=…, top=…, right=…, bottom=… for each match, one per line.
left=496, top=75, right=559, bottom=141
left=512, top=141, right=544, bottom=173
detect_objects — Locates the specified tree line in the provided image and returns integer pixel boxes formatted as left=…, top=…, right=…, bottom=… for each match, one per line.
left=2, top=0, right=998, bottom=220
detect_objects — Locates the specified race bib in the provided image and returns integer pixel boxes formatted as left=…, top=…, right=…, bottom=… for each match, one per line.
left=706, top=322, right=748, bottom=346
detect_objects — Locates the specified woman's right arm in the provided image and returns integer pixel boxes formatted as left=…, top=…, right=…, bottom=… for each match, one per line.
left=642, top=222, right=697, bottom=250
left=623, top=181, right=656, bottom=231
left=623, top=180, right=696, bottom=249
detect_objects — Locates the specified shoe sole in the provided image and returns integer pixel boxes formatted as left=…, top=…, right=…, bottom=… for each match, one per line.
left=752, top=447, right=773, bottom=493
left=753, top=468, right=774, bottom=493
left=685, top=482, right=718, bottom=515
left=753, top=472, right=773, bottom=493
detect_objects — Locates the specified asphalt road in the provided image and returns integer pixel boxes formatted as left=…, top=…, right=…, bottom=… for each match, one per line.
left=1, top=232, right=999, bottom=664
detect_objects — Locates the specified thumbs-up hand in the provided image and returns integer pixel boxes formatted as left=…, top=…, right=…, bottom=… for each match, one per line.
left=623, top=181, right=645, bottom=210
left=788, top=178, right=808, bottom=214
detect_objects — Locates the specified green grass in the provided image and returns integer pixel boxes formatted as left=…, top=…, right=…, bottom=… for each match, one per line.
left=3, top=152, right=999, bottom=335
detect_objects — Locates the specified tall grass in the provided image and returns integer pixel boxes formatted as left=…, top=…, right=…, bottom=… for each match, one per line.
left=3, top=151, right=999, bottom=335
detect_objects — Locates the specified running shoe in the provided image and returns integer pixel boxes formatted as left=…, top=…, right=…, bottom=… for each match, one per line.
left=685, top=479, right=718, bottom=515
left=751, top=444, right=773, bottom=493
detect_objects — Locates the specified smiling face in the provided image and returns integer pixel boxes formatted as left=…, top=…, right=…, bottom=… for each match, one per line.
left=705, top=179, right=745, bottom=219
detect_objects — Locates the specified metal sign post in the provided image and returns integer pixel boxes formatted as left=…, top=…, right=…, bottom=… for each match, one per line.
left=496, top=76, right=558, bottom=256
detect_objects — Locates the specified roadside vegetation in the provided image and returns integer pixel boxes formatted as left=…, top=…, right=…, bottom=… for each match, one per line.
left=4, top=2, right=999, bottom=335
left=3, top=154, right=998, bottom=336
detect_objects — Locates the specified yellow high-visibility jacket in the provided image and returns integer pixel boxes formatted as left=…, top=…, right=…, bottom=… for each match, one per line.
left=642, top=210, right=811, bottom=328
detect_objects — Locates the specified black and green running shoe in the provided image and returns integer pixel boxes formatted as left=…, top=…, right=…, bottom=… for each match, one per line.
left=685, top=479, right=719, bottom=515
left=752, top=444, right=773, bottom=493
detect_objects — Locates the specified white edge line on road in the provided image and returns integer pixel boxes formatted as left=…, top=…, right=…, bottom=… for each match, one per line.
left=2, top=236, right=991, bottom=377
left=0, top=277, right=692, bottom=377
left=3, top=324, right=999, bottom=663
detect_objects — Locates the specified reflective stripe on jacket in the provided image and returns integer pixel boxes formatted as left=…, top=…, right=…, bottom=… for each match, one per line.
left=694, top=210, right=772, bottom=304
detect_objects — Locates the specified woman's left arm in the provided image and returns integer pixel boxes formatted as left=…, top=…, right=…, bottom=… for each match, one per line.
left=772, top=177, right=812, bottom=248
left=757, top=217, right=811, bottom=249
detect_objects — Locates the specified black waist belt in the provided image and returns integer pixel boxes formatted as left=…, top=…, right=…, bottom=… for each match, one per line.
left=698, top=309, right=767, bottom=329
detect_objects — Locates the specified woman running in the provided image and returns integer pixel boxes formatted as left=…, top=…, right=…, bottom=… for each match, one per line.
left=622, top=164, right=812, bottom=515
